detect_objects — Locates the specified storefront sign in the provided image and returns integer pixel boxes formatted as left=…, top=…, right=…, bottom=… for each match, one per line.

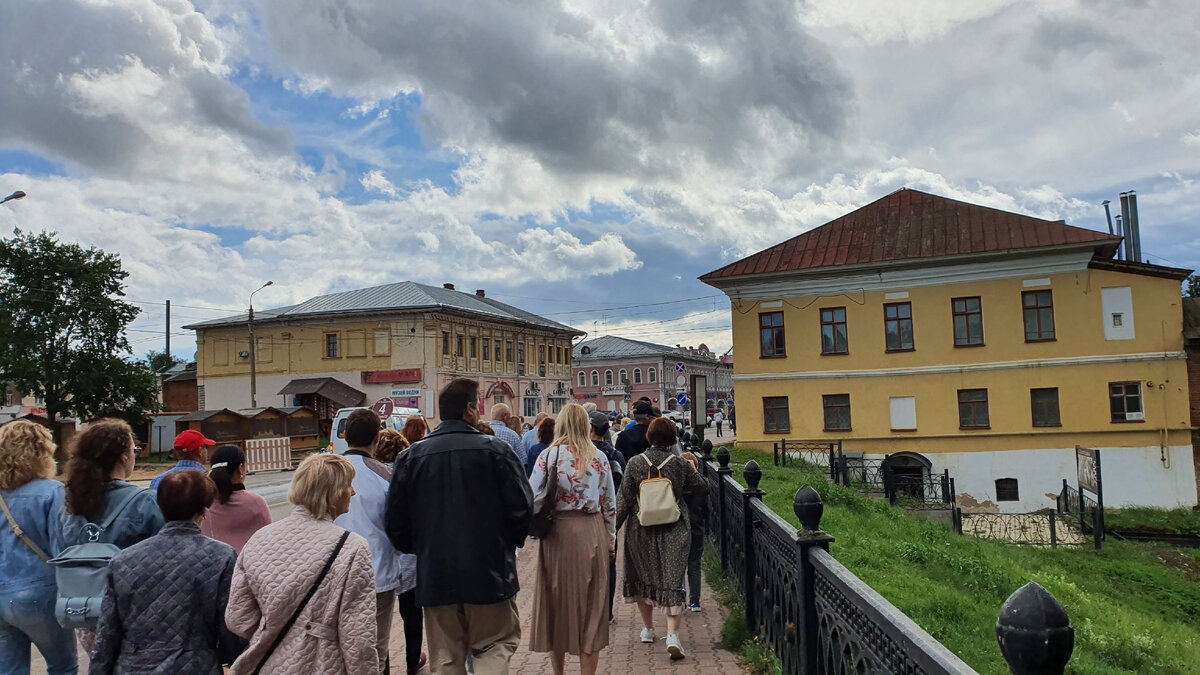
left=362, top=368, right=422, bottom=385
left=390, top=388, right=422, bottom=398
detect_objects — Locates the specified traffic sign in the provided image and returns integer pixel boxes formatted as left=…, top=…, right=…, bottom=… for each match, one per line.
left=370, top=397, right=395, bottom=420
left=675, top=393, right=688, bottom=406
left=675, top=362, right=686, bottom=373
left=676, top=375, right=686, bottom=386
left=623, top=394, right=632, bottom=402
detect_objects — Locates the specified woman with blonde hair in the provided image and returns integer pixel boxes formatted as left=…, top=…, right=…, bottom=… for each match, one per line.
left=528, top=403, right=616, bottom=675
left=225, top=452, right=376, bottom=674
left=0, top=420, right=76, bottom=673
left=399, top=417, right=427, bottom=446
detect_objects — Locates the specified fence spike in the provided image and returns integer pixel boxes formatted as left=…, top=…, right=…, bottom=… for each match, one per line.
left=716, top=445, right=730, bottom=468
left=744, top=460, right=762, bottom=490
left=793, top=485, right=824, bottom=534
left=996, top=582, right=1074, bottom=675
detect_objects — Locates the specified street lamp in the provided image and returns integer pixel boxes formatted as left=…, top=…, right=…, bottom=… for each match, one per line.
left=248, top=281, right=274, bottom=408
left=1, top=190, right=26, bottom=205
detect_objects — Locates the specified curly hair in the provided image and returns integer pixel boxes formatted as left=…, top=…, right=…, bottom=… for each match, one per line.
left=65, top=419, right=134, bottom=521
left=400, top=417, right=427, bottom=445
left=0, top=421, right=57, bottom=490
left=374, top=429, right=410, bottom=464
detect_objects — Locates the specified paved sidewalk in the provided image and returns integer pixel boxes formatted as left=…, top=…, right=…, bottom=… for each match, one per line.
left=390, top=542, right=744, bottom=674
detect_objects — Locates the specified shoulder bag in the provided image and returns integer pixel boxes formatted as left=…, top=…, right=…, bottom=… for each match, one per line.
left=528, top=446, right=561, bottom=539
left=637, top=456, right=681, bottom=527
left=0, top=492, right=50, bottom=562
left=251, top=530, right=350, bottom=675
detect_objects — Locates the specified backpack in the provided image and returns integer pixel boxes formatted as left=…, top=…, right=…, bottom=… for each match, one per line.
left=48, top=487, right=147, bottom=630
left=637, top=456, right=680, bottom=527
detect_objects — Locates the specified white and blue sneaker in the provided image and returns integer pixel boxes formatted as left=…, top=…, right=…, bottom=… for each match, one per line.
left=688, top=602, right=701, bottom=612
left=640, top=627, right=656, bottom=643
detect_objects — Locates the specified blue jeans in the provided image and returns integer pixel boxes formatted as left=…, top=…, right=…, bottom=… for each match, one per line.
left=0, top=585, right=78, bottom=675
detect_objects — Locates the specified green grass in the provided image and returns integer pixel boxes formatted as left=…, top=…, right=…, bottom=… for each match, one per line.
left=1104, top=507, right=1200, bottom=536
left=721, top=447, right=1200, bottom=675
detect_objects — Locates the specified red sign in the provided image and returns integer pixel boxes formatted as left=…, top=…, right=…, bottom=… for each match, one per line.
left=361, top=369, right=422, bottom=385
left=370, top=398, right=395, bottom=419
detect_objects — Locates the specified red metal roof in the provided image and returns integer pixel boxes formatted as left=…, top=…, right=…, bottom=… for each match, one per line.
left=700, top=189, right=1122, bottom=282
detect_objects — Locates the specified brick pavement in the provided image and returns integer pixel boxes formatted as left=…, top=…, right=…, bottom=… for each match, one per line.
left=389, top=542, right=745, bottom=674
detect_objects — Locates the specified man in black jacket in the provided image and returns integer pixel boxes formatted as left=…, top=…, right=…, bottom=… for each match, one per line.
left=615, top=399, right=653, bottom=459
left=386, top=378, right=534, bottom=674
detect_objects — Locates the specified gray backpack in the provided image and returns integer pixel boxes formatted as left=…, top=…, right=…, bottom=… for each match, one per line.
left=48, top=488, right=147, bottom=630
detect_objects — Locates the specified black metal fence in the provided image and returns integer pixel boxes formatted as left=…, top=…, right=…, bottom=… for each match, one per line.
left=1058, top=481, right=1104, bottom=550
left=692, top=442, right=1077, bottom=674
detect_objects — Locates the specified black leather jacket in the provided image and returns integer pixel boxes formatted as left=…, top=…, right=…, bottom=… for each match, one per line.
left=386, top=420, right=534, bottom=607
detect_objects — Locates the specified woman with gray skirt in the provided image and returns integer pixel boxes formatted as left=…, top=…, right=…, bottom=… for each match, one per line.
left=528, top=403, right=617, bottom=675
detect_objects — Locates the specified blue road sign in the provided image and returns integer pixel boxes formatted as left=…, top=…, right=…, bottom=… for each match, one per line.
left=623, top=394, right=631, bottom=402
left=675, top=362, right=686, bottom=373
left=676, top=393, right=688, bottom=406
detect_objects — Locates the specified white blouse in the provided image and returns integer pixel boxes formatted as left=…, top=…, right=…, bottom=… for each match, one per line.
left=529, top=444, right=617, bottom=545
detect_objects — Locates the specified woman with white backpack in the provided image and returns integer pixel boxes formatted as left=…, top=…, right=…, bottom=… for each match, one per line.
left=615, top=417, right=708, bottom=661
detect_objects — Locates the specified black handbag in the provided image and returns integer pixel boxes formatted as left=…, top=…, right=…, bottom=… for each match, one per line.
left=528, top=446, right=561, bottom=538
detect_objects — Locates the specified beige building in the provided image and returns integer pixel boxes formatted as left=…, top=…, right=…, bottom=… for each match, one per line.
left=184, top=281, right=583, bottom=430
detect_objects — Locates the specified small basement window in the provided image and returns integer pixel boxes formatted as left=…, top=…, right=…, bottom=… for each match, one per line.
left=995, top=478, right=1019, bottom=502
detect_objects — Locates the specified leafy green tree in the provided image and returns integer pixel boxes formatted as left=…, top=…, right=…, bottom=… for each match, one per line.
left=1185, top=274, right=1200, bottom=298
left=145, top=349, right=182, bottom=373
left=0, top=230, right=160, bottom=450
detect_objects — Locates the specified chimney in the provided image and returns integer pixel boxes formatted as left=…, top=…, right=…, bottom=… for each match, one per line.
left=1114, top=215, right=1125, bottom=260
left=475, top=289, right=486, bottom=298
left=1119, top=192, right=1133, bottom=261
left=1127, top=190, right=1142, bottom=263
left=1102, top=200, right=1114, bottom=235
left=443, top=283, right=455, bottom=290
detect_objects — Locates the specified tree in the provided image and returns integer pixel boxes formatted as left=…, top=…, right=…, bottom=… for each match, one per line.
left=145, top=349, right=182, bottom=373
left=0, top=230, right=160, bottom=452
left=1185, top=274, right=1200, bottom=298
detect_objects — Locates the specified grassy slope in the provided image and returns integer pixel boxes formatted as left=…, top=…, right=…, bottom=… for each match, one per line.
left=723, top=448, right=1200, bottom=674
left=1105, top=507, right=1200, bottom=536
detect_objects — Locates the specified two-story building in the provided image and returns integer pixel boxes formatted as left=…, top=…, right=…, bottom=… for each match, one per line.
left=572, top=335, right=733, bottom=420
left=184, top=281, right=582, bottom=429
left=701, top=188, right=1197, bottom=512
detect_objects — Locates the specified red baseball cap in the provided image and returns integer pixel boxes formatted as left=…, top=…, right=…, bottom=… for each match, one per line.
left=174, top=429, right=216, bottom=452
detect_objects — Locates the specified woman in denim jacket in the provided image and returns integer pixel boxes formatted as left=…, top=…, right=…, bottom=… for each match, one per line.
left=0, top=420, right=76, bottom=674
left=60, top=420, right=164, bottom=656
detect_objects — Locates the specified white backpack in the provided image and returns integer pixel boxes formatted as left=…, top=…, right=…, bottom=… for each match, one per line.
left=637, top=456, right=680, bottom=527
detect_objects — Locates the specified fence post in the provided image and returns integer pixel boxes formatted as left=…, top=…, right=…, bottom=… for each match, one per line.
left=997, top=582, right=1074, bottom=674
left=1077, top=484, right=1085, bottom=531
left=717, top=446, right=732, bottom=572
left=794, top=486, right=835, bottom=675
left=1058, top=479, right=1067, bottom=515
left=742, top=461, right=765, bottom=634
left=828, top=442, right=836, bottom=481
left=941, top=469, right=951, bottom=504
left=782, top=439, right=788, bottom=467
left=1094, top=451, right=1105, bottom=549
left=949, top=477, right=957, bottom=509
left=953, top=507, right=963, bottom=535
left=1048, top=512, right=1058, bottom=548
left=884, top=463, right=896, bottom=505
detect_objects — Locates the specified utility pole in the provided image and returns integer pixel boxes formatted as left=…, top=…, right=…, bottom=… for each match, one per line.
left=248, top=281, right=273, bottom=408
left=164, top=300, right=171, bottom=362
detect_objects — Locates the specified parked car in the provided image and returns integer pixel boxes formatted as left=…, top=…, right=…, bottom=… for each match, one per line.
left=662, top=410, right=688, bottom=425
left=327, top=406, right=426, bottom=454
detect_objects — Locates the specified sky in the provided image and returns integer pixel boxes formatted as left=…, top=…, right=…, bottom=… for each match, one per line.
left=2, top=0, right=1199, bottom=362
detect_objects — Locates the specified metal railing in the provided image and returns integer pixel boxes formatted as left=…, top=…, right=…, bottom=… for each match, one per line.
left=1057, top=481, right=1104, bottom=550
left=889, top=471, right=956, bottom=509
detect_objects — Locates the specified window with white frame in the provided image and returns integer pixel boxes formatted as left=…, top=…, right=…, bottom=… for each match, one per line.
left=591, top=371, right=599, bottom=386
left=605, top=370, right=613, bottom=386
left=578, top=371, right=586, bottom=387
left=633, top=368, right=642, bottom=384
left=649, top=367, right=657, bottom=383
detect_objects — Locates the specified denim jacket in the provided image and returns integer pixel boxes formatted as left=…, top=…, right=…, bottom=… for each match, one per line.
left=61, top=480, right=164, bottom=550
left=0, top=479, right=66, bottom=594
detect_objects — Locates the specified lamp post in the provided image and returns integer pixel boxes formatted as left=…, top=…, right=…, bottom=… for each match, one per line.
left=248, top=281, right=273, bottom=408
left=1, top=190, right=26, bottom=205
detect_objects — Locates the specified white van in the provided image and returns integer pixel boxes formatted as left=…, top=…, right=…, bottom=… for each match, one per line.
left=327, top=406, right=426, bottom=454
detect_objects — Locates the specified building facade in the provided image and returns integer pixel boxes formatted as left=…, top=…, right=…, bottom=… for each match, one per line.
left=702, top=189, right=1197, bottom=512
left=185, top=282, right=582, bottom=428
left=571, top=335, right=732, bottom=421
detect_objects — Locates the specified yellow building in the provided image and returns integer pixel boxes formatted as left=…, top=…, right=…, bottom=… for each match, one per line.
left=701, top=189, right=1197, bottom=512
left=184, top=281, right=582, bottom=428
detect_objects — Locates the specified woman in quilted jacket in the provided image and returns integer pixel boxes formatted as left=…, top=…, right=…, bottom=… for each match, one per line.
left=90, top=470, right=245, bottom=674
left=225, top=453, right=377, bottom=675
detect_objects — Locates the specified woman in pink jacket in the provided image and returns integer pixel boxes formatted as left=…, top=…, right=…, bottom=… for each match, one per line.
left=225, top=453, right=377, bottom=674
left=201, top=445, right=271, bottom=554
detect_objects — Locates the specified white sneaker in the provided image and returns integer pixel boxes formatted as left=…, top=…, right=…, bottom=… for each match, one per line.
left=666, top=633, right=685, bottom=660
left=640, top=627, right=656, bottom=643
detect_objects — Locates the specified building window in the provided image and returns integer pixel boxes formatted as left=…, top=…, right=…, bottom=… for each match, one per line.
left=820, top=307, right=848, bottom=355
left=1031, top=388, right=1061, bottom=427
left=889, top=396, right=916, bottom=431
left=759, top=311, right=785, bottom=357
left=883, top=302, right=914, bottom=352
left=517, top=343, right=525, bottom=375
left=957, top=389, right=989, bottom=428
left=995, top=478, right=1019, bottom=502
left=822, top=394, right=851, bottom=431
left=578, top=371, right=585, bottom=387
left=524, top=397, right=540, bottom=418
left=557, top=346, right=564, bottom=364
left=763, top=396, right=790, bottom=433
left=633, top=368, right=642, bottom=384
left=619, top=369, right=628, bottom=384
left=454, top=334, right=463, bottom=357
left=605, top=370, right=613, bottom=386
left=1109, top=382, right=1143, bottom=422
left=539, top=345, right=546, bottom=365
left=505, top=340, right=513, bottom=363
left=325, top=333, right=339, bottom=358
left=952, top=297, right=984, bottom=346
left=442, top=331, right=450, bottom=356
left=1022, top=290, right=1055, bottom=342
left=649, top=367, right=657, bottom=383
left=591, top=370, right=599, bottom=386
left=482, top=338, right=490, bottom=361
left=469, top=336, right=477, bottom=359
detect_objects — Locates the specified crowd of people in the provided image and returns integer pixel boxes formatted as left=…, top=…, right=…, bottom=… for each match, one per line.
left=0, top=379, right=714, bottom=675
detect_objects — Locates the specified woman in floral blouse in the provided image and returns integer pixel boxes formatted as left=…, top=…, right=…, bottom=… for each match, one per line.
left=528, top=403, right=617, bottom=675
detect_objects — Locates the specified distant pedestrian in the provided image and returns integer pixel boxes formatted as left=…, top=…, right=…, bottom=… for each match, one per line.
left=528, top=404, right=616, bottom=675
left=400, top=417, right=428, bottom=446
left=62, top=420, right=164, bottom=657
left=375, top=428, right=411, bottom=466
left=90, top=471, right=245, bottom=674
left=149, top=429, right=214, bottom=491
left=335, top=409, right=426, bottom=675
left=524, top=417, right=556, bottom=477
left=615, top=401, right=653, bottom=460
left=387, top=378, right=533, bottom=675
left=522, top=412, right=549, bottom=451
left=0, top=420, right=76, bottom=674
left=616, top=418, right=708, bottom=660
left=226, top=453, right=377, bottom=674
left=712, top=410, right=724, bottom=437
left=488, top=403, right=525, bottom=463
left=201, top=445, right=271, bottom=555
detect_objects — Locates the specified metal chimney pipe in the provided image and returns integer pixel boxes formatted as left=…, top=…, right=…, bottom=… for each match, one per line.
left=1127, top=190, right=1142, bottom=263
left=1119, top=192, right=1132, bottom=261
left=1102, top=200, right=1114, bottom=235
left=1114, top=215, right=1125, bottom=260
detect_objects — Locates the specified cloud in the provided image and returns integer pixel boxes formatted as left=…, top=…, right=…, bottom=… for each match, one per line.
left=515, top=228, right=641, bottom=281
left=360, top=170, right=398, bottom=197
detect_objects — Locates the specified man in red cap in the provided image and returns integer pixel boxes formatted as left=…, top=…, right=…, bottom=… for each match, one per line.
left=150, top=429, right=215, bottom=491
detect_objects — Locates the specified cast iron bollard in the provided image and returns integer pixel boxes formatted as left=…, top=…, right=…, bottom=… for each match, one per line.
left=716, top=446, right=732, bottom=571
left=702, top=438, right=713, bottom=456
left=701, top=441, right=713, bottom=478
left=996, top=582, right=1074, bottom=674
left=742, top=460, right=764, bottom=633
left=793, top=486, right=834, bottom=674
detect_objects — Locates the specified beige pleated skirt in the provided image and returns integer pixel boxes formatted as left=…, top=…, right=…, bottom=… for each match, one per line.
left=530, top=510, right=611, bottom=655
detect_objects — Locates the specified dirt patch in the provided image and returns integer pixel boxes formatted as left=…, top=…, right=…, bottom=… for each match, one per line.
left=1152, top=549, right=1200, bottom=579
left=956, top=492, right=999, bottom=514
